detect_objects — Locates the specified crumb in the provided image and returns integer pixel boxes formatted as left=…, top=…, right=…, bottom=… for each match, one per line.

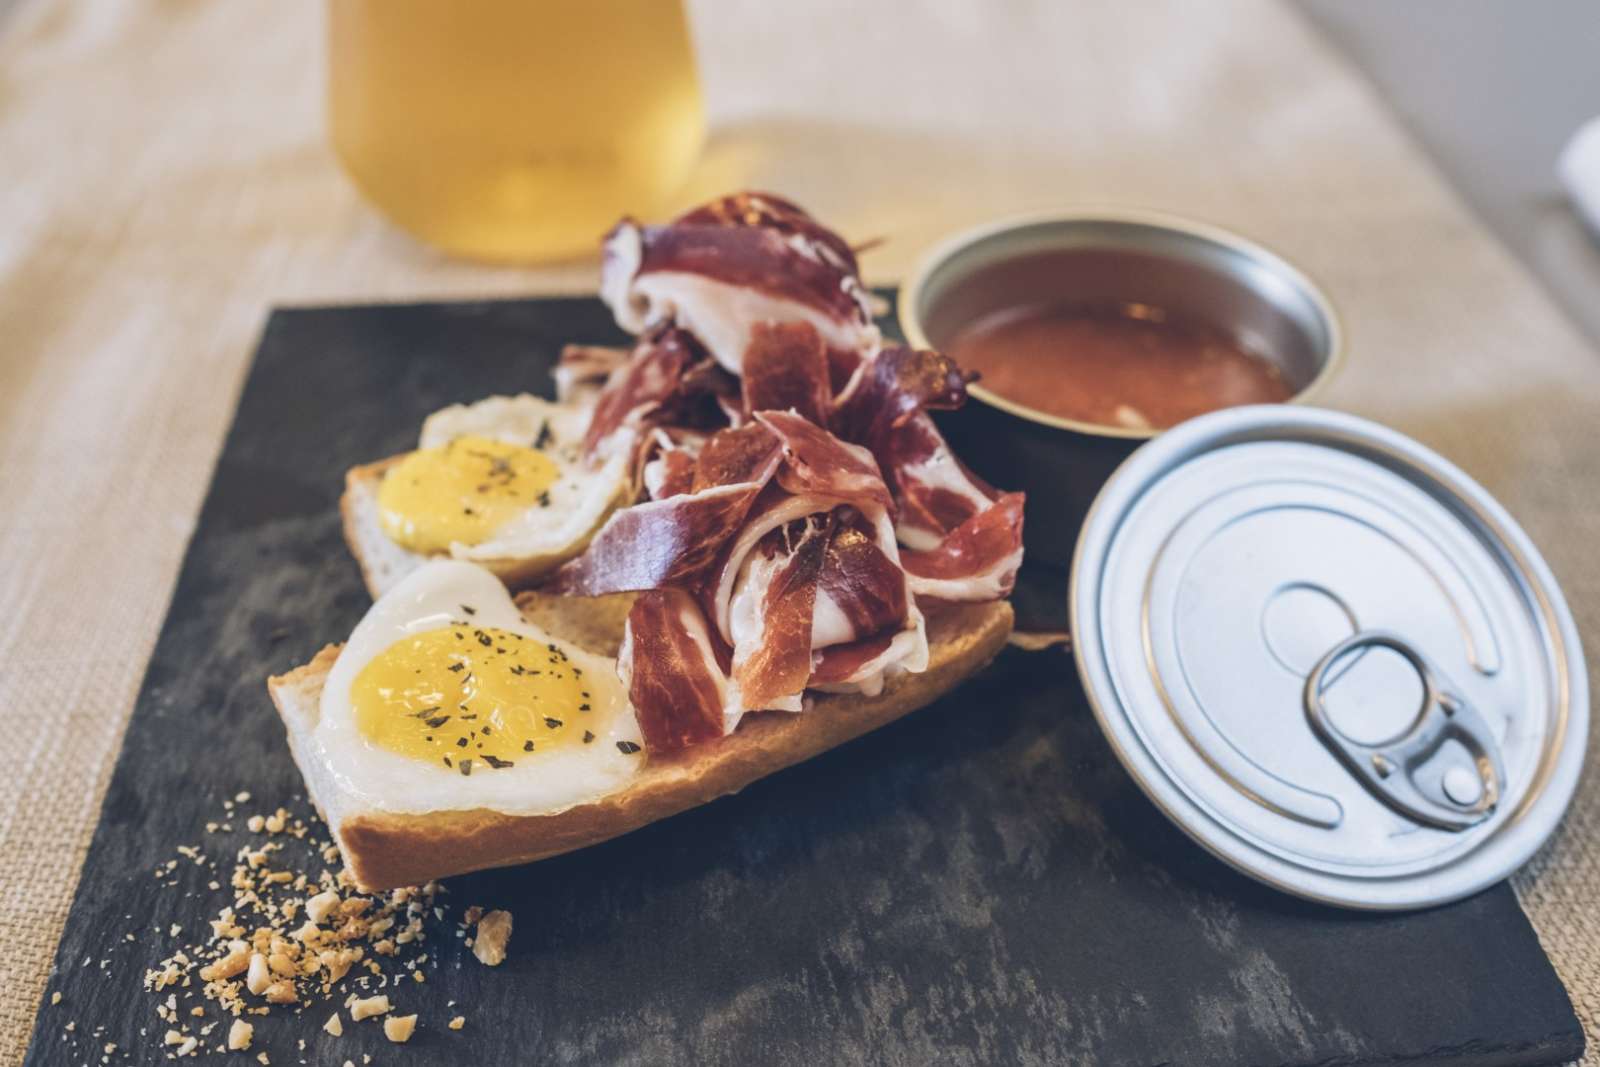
left=448, top=1015, right=465, bottom=1031
left=227, top=1020, right=253, bottom=1051
left=246, top=816, right=266, bottom=833
left=256, top=1054, right=270, bottom=1065
left=50, top=992, right=61, bottom=1005
left=305, top=891, right=340, bottom=924
left=235, top=792, right=251, bottom=803
left=349, top=994, right=390, bottom=1021
left=199, top=942, right=250, bottom=982
left=142, top=801, right=446, bottom=1060
left=244, top=954, right=269, bottom=995
left=472, top=910, right=512, bottom=967
left=263, top=980, right=297, bottom=1005
left=382, top=1014, right=417, bottom=1043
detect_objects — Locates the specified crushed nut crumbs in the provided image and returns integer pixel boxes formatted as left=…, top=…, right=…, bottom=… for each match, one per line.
left=383, top=1014, right=419, bottom=1043
left=349, top=994, right=391, bottom=1021
left=133, top=793, right=492, bottom=1060
left=471, top=910, right=513, bottom=967
left=227, top=1019, right=253, bottom=1050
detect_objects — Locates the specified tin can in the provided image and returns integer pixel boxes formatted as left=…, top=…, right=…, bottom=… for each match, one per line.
left=899, top=210, right=1343, bottom=566
left=1069, top=405, right=1588, bottom=909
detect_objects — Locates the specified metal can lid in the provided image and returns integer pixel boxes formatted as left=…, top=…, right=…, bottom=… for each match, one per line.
left=1069, top=405, right=1588, bottom=910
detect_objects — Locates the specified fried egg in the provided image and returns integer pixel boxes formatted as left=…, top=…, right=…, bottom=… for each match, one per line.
left=310, top=561, right=642, bottom=817
left=377, top=394, right=633, bottom=563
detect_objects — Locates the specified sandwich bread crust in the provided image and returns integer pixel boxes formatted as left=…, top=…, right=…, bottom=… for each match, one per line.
left=268, top=594, right=1013, bottom=891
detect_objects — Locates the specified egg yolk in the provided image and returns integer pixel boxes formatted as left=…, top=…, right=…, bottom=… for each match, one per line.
left=377, top=435, right=559, bottom=554
left=350, top=624, right=597, bottom=775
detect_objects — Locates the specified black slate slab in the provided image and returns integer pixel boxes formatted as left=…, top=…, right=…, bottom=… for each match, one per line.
left=22, top=295, right=1584, bottom=1067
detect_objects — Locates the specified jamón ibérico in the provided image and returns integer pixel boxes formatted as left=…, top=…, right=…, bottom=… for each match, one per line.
left=557, top=191, right=1025, bottom=755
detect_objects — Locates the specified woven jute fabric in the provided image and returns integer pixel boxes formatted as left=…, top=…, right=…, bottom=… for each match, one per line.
left=2, top=1, right=1597, bottom=1062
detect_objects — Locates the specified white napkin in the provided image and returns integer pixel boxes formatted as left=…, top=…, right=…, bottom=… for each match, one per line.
left=1559, top=115, right=1600, bottom=239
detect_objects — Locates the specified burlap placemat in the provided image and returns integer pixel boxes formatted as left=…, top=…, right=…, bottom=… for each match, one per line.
left=2, top=1, right=1595, bottom=1062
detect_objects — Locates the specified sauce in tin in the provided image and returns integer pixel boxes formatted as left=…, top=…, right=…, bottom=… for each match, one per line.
left=947, top=300, right=1293, bottom=431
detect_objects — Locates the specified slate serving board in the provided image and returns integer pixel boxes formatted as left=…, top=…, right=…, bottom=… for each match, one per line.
left=23, top=295, right=1583, bottom=1067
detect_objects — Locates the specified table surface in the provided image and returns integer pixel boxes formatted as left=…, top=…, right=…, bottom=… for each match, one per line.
left=2, top=2, right=1599, bottom=1065
left=1298, top=0, right=1600, bottom=353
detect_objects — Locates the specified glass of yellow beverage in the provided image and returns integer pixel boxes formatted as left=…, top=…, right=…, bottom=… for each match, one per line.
left=327, top=0, right=705, bottom=262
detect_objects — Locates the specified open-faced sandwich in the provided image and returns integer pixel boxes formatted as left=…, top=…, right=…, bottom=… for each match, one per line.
left=272, top=193, right=1026, bottom=890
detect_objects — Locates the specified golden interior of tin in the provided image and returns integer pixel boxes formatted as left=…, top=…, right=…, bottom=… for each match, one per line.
left=906, top=217, right=1342, bottom=438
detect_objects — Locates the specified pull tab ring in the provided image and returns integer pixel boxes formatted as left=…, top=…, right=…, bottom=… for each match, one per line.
left=1305, top=630, right=1505, bottom=831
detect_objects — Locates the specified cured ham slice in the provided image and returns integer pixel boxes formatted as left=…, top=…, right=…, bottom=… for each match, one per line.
left=581, top=328, right=696, bottom=455
left=600, top=192, right=880, bottom=377
left=579, top=328, right=740, bottom=461
left=549, top=482, right=770, bottom=598
left=715, top=499, right=925, bottom=713
left=833, top=344, right=983, bottom=539
left=620, top=588, right=727, bottom=753
left=755, top=410, right=890, bottom=513
left=690, top=421, right=783, bottom=492
left=724, top=515, right=829, bottom=715
left=901, top=490, right=1026, bottom=603
left=639, top=430, right=699, bottom=500
left=817, top=521, right=909, bottom=639
left=833, top=345, right=1024, bottom=600
left=741, top=321, right=832, bottom=425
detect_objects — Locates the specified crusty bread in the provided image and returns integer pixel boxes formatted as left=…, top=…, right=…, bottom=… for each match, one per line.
left=268, top=594, right=1013, bottom=892
left=341, top=458, right=610, bottom=599
left=340, top=459, right=424, bottom=598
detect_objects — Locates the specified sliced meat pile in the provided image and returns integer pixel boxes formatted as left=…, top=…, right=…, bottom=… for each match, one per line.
left=550, top=192, right=1025, bottom=754
left=554, top=407, right=925, bottom=752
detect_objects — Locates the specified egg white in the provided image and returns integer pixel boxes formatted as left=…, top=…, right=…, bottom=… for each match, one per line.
left=311, top=561, right=642, bottom=819
left=411, top=393, right=633, bottom=562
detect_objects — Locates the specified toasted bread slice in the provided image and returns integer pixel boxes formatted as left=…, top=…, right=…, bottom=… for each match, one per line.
left=268, top=592, right=1013, bottom=891
left=341, top=458, right=612, bottom=599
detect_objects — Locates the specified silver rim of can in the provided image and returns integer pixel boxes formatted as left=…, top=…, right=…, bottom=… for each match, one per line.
left=1069, top=404, right=1588, bottom=910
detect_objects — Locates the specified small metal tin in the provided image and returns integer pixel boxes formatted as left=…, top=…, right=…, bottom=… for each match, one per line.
left=900, top=210, right=1343, bottom=566
left=1069, top=405, right=1588, bottom=910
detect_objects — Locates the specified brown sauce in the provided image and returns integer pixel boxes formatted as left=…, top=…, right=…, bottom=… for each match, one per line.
left=947, top=301, right=1294, bottom=431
